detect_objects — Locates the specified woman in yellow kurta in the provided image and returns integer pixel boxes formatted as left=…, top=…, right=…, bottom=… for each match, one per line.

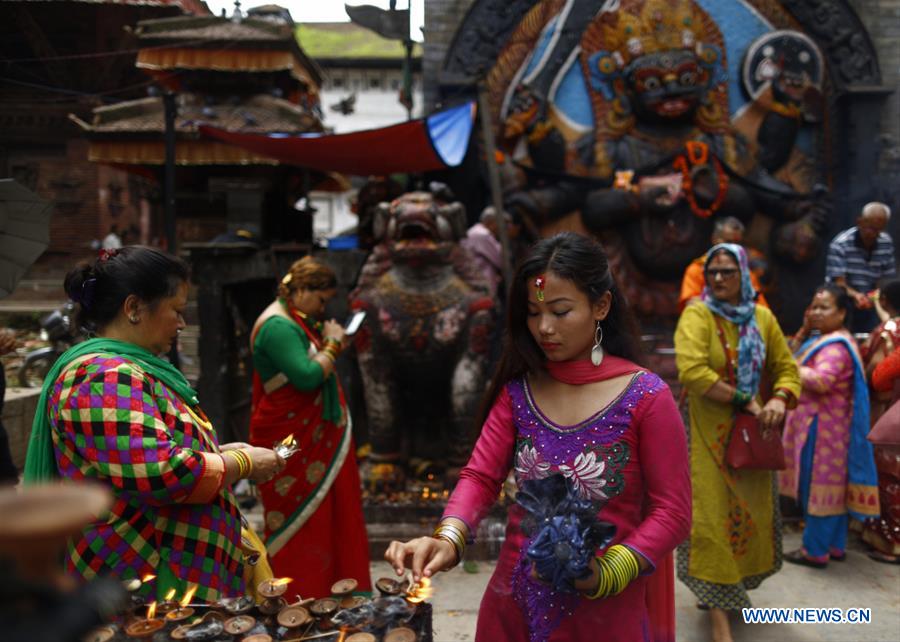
left=674, top=244, right=800, bottom=642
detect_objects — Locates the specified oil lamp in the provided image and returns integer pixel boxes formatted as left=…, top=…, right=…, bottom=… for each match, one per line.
left=375, top=577, right=403, bottom=596
left=223, top=614, right=257, bottom=635
left=258, top=577, right=292, bottom=598
left=274, top=433, right=300, bottom=459
left=81, top=625, right=117, bottom=642
left=156, top=588, right=179, bottom=616
left=164, top=586, right=197, bottom=623
left=405, top=578, right=433, bottom=604
left=124, top=601, right=164, bottom=639
left=330, top=578, right=358, bottom=597
left=276, top=604, right=312, bottom=629
left=385, top=627, right=418, bottom=642
left=258, top=577, right=291, bottom=614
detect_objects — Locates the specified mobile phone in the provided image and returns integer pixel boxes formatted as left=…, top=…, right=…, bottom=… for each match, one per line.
left=344, top=310, right=366, bottom=336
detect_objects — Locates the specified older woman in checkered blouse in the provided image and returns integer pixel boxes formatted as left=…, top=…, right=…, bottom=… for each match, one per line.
left=24, top=246, right=284, bottom=603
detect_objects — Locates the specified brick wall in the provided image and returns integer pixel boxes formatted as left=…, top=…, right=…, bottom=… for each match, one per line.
left=7, top=138, right=153, bottom=276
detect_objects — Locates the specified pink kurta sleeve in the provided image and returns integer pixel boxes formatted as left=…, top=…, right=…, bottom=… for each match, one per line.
left=800, top=343, right=852, bottom=394
left=442, top=387, right=515, bottom=536
left=621, top=387, right=692, bottom=570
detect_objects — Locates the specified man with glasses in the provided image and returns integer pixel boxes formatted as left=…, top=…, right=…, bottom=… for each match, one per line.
left=826, top=202, right=896, bottom=333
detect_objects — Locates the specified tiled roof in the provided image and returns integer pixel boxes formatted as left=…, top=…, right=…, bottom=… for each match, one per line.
left=79, top=93, right=322, bottom=135
left=18, top=0, right=208, bottom=15
left=136, top=15, right=293, bottom=44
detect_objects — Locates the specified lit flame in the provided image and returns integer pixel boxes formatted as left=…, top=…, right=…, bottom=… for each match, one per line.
left=165, top=588, right=177, bottom=602
left=180, top=586, right=197, bottom=607
left=141, top=573, right=156, bottom=583
left=272, top=577, right=293, bottom=587
left=281, top=434, right=296, bottom=446
left=146, top=601, right=157, bottom=620
left=406, top=577, right=433, bottom=603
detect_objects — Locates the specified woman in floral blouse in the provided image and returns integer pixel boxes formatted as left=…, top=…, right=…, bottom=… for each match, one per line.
left=24, top=246, right=284, bottom=602
left=386, top=233, right=691, bottom=642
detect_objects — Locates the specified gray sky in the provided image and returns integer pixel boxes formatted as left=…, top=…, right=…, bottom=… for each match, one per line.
left=205, top=1, right=425, bottom=40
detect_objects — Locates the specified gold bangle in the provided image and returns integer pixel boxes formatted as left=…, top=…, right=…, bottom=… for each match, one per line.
left=224, top=451, right=245, bottom=478
left=433, top=523, right=467, bottom=562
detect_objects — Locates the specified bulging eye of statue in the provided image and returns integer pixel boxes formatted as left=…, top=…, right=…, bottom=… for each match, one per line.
left=639, top=76, right=661, bottom=91
left=680, top=71, right=697, bottom=86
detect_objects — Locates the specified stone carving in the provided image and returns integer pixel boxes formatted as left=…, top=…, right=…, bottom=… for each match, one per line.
left=349, top=184, right=495, bottom=482
left=780, top=0, right=879, bottom=85
left=488, top=0, right=828, bottom=317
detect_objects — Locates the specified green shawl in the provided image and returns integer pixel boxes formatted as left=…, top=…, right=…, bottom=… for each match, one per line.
left=23, top=337, right=198, bottom=484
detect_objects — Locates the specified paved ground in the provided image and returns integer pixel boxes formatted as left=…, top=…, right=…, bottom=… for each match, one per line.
left=369, top=530, right=900, bottom=642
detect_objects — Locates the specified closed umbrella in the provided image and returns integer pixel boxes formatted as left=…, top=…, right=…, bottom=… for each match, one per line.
left=0, top=179, right=52, bottom=299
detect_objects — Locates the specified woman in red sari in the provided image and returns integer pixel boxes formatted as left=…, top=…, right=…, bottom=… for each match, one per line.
left=250, top=256, right=371, bottom=596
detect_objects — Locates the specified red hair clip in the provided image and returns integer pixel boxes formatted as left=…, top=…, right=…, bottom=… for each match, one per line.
left=98, top=248, right=120, bottom=262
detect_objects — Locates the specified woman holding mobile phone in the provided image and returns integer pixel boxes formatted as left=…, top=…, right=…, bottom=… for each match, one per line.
left=249, top=256, right=371, bottom=597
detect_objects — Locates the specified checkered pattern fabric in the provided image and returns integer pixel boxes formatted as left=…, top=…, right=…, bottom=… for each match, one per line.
left=49, top=354, right=243, bottom=602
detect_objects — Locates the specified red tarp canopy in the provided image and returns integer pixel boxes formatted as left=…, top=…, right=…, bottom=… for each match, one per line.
left=199, top=102, right=476, bottom=176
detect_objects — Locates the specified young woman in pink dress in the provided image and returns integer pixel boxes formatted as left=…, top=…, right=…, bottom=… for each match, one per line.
left=385, top=233, right=691, bottom=642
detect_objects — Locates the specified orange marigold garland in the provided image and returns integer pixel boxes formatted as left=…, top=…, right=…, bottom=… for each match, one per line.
left=672, top=141, right=728, bottom=219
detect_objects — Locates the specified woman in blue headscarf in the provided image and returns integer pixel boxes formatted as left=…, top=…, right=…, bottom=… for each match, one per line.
left=675, top=243, right=801, bottom=642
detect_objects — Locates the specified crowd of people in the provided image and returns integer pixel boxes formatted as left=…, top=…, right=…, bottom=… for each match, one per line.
left=9, top=197, right=898, bottom=642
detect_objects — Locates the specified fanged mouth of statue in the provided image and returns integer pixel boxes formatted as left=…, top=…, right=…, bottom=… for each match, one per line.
left=655, top=98, right=691, bottom=116
left=394, top=221, right=438, bottom=250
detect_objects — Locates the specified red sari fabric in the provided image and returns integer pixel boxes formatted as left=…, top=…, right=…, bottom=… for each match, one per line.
left=250, top=312, right=371, bottom=598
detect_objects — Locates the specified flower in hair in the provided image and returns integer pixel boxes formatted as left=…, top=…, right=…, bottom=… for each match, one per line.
left=282, top=273, right=293, bottom=285
left=98, top=248, right=119, bottom=262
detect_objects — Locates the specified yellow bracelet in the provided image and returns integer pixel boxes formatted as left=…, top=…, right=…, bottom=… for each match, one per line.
left=224, top=451, right=245, bottom=478
left=588, top=545, right=641, bottom=600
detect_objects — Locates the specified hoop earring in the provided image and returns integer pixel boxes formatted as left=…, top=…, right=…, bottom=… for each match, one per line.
left=591, top=321, right=604, bottom=367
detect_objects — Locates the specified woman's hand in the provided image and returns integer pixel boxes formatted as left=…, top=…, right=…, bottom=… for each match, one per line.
left=322, top=320, right=346, bottom=345
left=757, top=397, right=787, bottom=431
left=744, top=398, right=763, bottom=416
left=385, top=536, right=457, bottom=583
left=244, top=447, right=286, bottom=484
left=220, top=442, right=252, bottom=452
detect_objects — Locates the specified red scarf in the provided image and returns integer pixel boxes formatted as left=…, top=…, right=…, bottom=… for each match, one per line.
left=545, top=356, right=643, bottom=384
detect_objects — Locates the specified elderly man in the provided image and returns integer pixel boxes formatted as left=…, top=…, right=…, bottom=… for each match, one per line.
left=462, top=206, right=518, bottom=298
left=826, top=202, right=896, bottom=333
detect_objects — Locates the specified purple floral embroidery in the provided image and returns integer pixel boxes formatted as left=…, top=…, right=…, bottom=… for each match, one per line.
left=508, top=372, right=664, bottom=641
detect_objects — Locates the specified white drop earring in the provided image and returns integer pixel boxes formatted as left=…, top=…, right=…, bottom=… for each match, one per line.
left=591, top=320, right=604, bottom=367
